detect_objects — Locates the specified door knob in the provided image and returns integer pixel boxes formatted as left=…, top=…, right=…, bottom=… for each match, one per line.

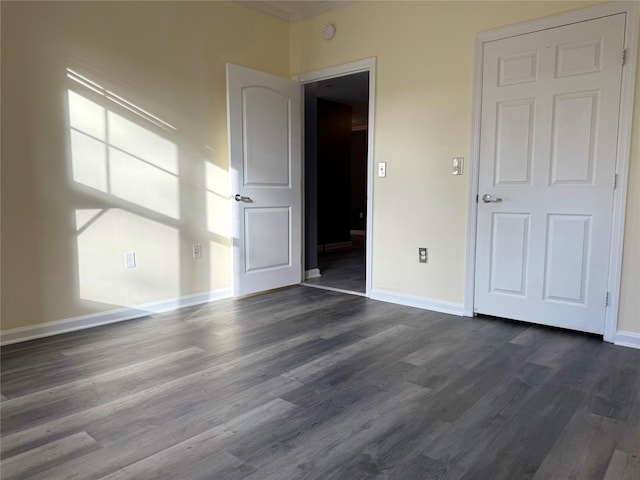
left=234, top=194, right=253, bottom=202
left=482, top=193, right=502, bottom=203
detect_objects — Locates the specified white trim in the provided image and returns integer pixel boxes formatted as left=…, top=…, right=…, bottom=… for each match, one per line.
left=613, top=331, right=640, bottom=349
left=298, top=58, right=375, bottom=83
left=302, top=283, right=367, bottom=297
left=298, top=57, right=377, bottom=298
left=465, top=2, right=639, bottom=342
left=605, top=2, right=639, bottom=342
left=235, top=1, right=354, bottom=23
left=305, top=268, right=321, bottom=279
left=369, top=289, right=465, bottom=316
left=301, top=75, right=307, bottom=300
left=464, top=31, right=485, bottom=318
left=0, top=289, right=232, bottom=346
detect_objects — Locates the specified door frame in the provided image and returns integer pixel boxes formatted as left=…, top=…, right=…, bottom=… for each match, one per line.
left=297, top=57, right=377, bottom=296
left=464, top=2, right=639, bottom=343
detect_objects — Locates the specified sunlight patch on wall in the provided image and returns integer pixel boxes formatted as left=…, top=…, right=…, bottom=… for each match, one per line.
left=75, top=209, right=104, bottom=231
left=67, top=85, right=180, bottom=219
left=67, top=68, right=177, bottom=131
left=67, top=69, right=183, bottom=307
left=205, top=160, right=232, bottom=290
left=76, top=209, right=180, bottom=306
left=69, top=129, right=108, bottom=192
left=68, top=90, right=106, bottom=140
left=205, top=160, right=229, bottom=196
left=108, top=112, right=178, bottom=174
left=205, top=160, right=231, bottom=238
left=109, top=148, right=179, bottom=219
left=209, top=240, right=231, bottom=290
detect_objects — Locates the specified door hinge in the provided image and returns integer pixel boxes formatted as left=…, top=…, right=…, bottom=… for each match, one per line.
left=605, top=291, right=609, bottom=307
left=476, top=194, right=479, bottom=203
left=614, top=173, right=618, bottom=189
left=622, top=49, right=626, bottom=66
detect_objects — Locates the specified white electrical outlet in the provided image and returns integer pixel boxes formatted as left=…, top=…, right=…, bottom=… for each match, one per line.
left=193, top=243, right=202, bottom=259
left=378, top=162, right=386, bottom=177
left=124, top=251, right=136, bottom=269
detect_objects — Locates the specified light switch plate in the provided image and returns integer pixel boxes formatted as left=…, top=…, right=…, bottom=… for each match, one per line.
left=378, top=162, right=386, bottom=177
left=453, top=157, right=464, bottom=175
left=124, top=251, right=136, bottom=269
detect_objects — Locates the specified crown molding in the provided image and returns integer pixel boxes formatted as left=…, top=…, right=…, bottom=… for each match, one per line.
left=235, top=1, right=354, bottom=23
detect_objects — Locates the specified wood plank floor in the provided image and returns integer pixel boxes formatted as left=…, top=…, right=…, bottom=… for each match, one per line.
left=305, top=247, right=365, bottom=293
left=1, top=286, right=639, bottom=480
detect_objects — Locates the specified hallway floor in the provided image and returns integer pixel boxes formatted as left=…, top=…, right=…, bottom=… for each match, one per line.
left=305, top=235, right=366, bottom=293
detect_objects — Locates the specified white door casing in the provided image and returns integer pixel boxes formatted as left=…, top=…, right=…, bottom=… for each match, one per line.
left=298, top=58, right=377, bottom=297
left=227, top=64, right=302, bottom=296
left=474, top=14, right=625, bottom=334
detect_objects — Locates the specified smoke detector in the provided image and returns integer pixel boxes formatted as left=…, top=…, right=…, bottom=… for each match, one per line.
left=322, top=24, right=336, bottom=41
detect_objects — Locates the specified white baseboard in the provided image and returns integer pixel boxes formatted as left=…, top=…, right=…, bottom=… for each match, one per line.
left=369, top=289, right=465, bottom=316
left=0, top=288, right=232, bottom=346
left=305, top=268, right=321, bottom=280
left=613, top=330, right=640, bottom=350
left=302, top=283, right=366, bottom=297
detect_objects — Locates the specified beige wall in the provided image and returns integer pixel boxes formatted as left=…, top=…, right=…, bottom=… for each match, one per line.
left=2, top=0, right=638, bottom=337
left=1, top=1, right=289, bottom=330
left=290, top=1, right=639, bottom=334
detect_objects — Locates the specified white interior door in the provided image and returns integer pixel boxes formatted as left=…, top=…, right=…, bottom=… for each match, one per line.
left=227, top=64, right=302, bottom=296
left=474, top=15, right=625, bottom=334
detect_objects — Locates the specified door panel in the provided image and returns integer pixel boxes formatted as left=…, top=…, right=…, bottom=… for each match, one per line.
left=490, top=213, right=530, bottom=296
left=499, top=52, right=538, bottom=86
left=242, top=87, right=291, bottom=187
left=475, top=14, right=625, bottom=334
left=556, top=39, right=602, bottom=77
left=227, top=64, right=301, bottom=296
left=543, top=214, right=591, bottom=304
left=495, top=99, right=535, bottom=185
left=245, top=207, right=291, bottom=272
left=550, top=91, right=598, bottom=185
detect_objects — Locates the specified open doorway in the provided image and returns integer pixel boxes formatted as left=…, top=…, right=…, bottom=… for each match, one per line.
left=303, top=71, right=369, bottom=294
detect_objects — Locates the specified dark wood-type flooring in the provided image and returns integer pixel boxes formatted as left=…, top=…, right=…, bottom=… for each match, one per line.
left=305, top=243, right=365, bottom=293
left=1, top=286, right=639, bottom=479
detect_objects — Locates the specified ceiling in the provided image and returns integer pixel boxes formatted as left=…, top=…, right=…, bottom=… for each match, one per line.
left=235, top=0, right=354, bottom=22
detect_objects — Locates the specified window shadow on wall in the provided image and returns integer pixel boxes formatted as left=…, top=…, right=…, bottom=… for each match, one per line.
left=66, top=68, right=228, bottom=310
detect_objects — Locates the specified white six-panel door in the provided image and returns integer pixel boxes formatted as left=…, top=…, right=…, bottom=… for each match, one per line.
left=227, top=64, right=302, bottom=296
left=475, top=15, right=625, bottom=334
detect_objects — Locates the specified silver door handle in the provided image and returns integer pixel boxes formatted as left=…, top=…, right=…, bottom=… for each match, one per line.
left=233, top=193, right=253, bottom=203
left=482, top=194, right=502, bottom=203
left=234, top=194, right=253, bottom=202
